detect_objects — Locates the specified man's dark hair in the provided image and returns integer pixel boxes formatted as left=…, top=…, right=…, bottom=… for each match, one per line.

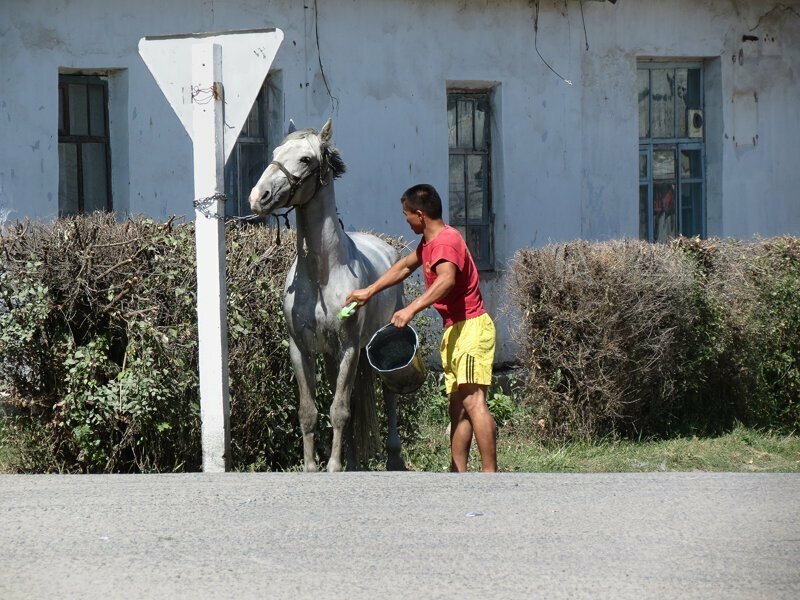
left=401, top=184, right=443, bottom=219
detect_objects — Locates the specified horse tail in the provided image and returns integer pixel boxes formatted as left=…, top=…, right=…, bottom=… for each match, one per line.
left=349, top=349, right=381, bottom=468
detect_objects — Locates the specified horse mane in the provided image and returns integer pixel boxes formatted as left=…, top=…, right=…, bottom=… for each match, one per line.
left=286, top=128, right=347, bottom=180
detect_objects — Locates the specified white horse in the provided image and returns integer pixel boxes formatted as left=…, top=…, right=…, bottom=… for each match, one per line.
left=249, top=119, right=405, bottom=472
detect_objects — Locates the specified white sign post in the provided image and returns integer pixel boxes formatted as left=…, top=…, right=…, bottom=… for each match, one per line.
left=191, top=43, right=230, bottom=472
left=139, top=29, right=284, bottom=472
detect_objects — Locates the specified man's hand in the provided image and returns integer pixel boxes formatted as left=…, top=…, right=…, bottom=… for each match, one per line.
left=345, top=287, right=372, bottom=307
left=391, top=306, right=416, bottom=328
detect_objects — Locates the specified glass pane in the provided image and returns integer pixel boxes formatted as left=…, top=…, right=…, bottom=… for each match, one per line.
left=243, top=90, right=262, bottom=138
left=88, top=85, right=105, bottom=137
left=224, top=151, right=239, bottom=218
left=653, top=148, right=675, bottom=179
left=448, top=155, right=466, bottom=222
left=653, top=182, right=677, bottom=242
left=651, top=69, right=674, bottom=138
left=81, top=143, right=109, bottom=212
left=58, top=143, right=79, bottom=216
left=680, top=149, right=702, bottom=179
left=680, top=183, right=703, bottom=238
left=468, top=225, right=486, bottom=264
left=676, top=69, right=688, bottom=138
left=456, top=99, right=473, bottom=149
left=638, top=69, right=650, bottom=138
left=639, top=185, right=649, bottom=240
left=58, top=86, right=65, bottom=134
left=474, top=96, right=489, bottom=150
left=686, top=69, right=702, bottom=111
left=447, top=98, right=457, bottom=148
left=639, top=153, right=648, bottom=179
left=240, top=143, right=267, bottom=215
left=68, top=84, right=88, bottom=136
left=467, top=225, right=492, bottom=269
left=466, top=155, right=486, bottom=223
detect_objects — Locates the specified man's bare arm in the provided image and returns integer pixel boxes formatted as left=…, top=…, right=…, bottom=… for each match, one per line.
left=391, top=261, right=456, bottom=328
left=345, top=251, right=422, bottom=306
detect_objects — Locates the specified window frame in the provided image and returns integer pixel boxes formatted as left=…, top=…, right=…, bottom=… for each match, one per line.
left=447, top=89, right=495, bottom=271
left=58, top=74, right=113, bottom=215
left=638, top=61, right=706, bottom=241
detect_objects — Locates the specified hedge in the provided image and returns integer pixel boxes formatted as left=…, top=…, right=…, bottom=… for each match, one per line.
left=510, top=236, right=800, bottom=442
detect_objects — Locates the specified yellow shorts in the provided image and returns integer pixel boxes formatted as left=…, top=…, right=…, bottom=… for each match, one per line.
left=440, top=312, right=496, bottom=394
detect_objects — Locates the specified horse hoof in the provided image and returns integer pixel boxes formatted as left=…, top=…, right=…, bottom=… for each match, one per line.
left=304, top=462, right=318, bottom=473
left=327, top=459, right=343, bottom=473
left=386, top=457, right=406, bottom=472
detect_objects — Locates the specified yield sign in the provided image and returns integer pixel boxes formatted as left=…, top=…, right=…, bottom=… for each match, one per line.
left=138, top=28, right=284, bottom=161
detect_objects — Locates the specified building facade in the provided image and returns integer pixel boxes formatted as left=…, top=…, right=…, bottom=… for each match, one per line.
left=1, top=0, right=799, bottom=362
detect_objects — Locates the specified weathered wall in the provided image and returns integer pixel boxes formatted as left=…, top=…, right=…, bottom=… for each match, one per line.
left=1, top=0, right=799, bottom=363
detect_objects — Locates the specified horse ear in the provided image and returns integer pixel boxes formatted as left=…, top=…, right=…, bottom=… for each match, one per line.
left=320, top=118, right=333, bottom=143
left=287, top=119, right=297, bottom=135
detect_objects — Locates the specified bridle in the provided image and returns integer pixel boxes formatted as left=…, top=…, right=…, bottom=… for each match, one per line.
left=268, top=153, right=330, bottom=208
left=266, top=150, right=332, bottom=244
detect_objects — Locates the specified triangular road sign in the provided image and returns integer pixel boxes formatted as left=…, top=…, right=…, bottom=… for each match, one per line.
left=138, top=28, right=284, bottom=161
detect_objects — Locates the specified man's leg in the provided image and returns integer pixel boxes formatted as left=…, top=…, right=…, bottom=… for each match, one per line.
left=448, top=389, right=473, bottom=472
left=458, top=383, right=497, bottom=472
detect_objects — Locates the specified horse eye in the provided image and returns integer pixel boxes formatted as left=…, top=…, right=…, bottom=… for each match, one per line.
left=299, top=156, right=311, bottom=164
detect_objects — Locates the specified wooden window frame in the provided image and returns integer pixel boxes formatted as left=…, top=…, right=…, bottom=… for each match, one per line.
left=447, top=89, right=494, bottom=271
left=58, top=74, right=112, bottom=215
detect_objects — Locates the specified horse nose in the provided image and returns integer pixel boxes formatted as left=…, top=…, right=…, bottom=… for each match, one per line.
left=249, top=187, right=270, bottom=212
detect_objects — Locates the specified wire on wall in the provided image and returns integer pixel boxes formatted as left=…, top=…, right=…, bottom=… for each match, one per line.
left=532, top=0, right=573, bottom=85
left=314, top=0, right=340, bottom=113
left=579, top=0, right=590, bottom=51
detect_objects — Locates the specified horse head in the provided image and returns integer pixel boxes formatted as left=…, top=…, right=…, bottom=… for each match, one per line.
left=249, top=118, right=346, bottom=215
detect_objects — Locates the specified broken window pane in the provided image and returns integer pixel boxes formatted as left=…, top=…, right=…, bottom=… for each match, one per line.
left=474, top=98, right=488, bottom=150
left=653, top=182, right=677, bottom=242
left=456, top=99, right=474, bottom=149
left=651, top=69, right=674, bottom=138
left=639, top=184, right=648, bottom=240
left=638, top=69, right=649, bottom=138
left=681, top=182, right=703, bottom=237
left=680, top=149, right=702, bottom=179
left=447, top=98, right=457, bottom=147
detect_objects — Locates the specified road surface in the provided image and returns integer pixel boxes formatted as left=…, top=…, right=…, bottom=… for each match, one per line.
left=1, top=473, right=798, bottom=598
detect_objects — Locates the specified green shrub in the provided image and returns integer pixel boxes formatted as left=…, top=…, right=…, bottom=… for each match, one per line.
left=509, top=237, right=800, bottom=442
left=0, top=214, right=440, bottom=472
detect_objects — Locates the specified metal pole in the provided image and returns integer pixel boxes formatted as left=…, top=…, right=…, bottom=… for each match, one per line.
left=192, top=42, right=231, bottom=472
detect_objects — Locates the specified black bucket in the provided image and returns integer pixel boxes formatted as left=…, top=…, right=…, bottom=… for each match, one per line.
left=365, top=324, right=428, bottom=395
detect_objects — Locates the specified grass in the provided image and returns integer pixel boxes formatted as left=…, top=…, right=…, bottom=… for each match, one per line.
left=3, top=407, right=799, bottom=474
left=403, top=412, right=800, bottom=473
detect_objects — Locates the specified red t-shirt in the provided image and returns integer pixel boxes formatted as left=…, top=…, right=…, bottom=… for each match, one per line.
left=416, top=225, right=485, bottom=328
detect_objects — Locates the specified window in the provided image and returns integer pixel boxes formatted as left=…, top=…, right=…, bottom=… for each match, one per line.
left=58, top=75, right=112, bottom=215
left=447, top=91, right=494, bottom=270
left=225, top=75, right=280, bottom=218
left=638, top=63, right=705, bottom=242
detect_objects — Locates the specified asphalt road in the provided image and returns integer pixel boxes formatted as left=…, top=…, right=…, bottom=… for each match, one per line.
left=1, top=473, right=798, bottom=599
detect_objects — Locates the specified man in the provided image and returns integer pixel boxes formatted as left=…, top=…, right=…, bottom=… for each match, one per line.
left=345, top=184, right=497, bottom=472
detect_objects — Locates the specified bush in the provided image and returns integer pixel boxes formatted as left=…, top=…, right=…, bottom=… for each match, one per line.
left=509, top=237, right=800, bottom=442
left=0, top=214, right=441, bottom=472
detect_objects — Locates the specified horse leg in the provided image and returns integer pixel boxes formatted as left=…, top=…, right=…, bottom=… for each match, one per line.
left=384, top=387, right=406, bottom=471
left=323, top=355, right=357, bottom=470
left=289, top=339, right=318, bottom=472
left=328, top=345, right=359, bottom=473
